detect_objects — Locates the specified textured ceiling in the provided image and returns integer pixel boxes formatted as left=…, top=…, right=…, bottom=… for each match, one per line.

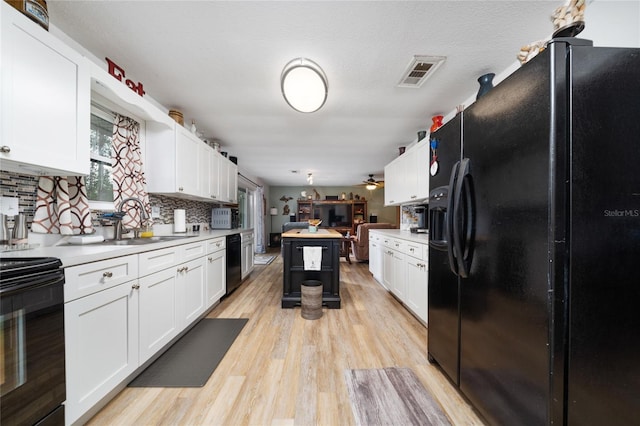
left=48, top=1, right=558, bottom=186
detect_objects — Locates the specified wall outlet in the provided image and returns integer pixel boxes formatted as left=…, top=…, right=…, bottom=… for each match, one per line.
left=151, top=206, right=161, bottom=218
left=0, top=197, right=19, bottom=215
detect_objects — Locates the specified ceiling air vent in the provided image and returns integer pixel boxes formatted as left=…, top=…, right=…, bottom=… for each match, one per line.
left=397, top=55, right=446, bottom=88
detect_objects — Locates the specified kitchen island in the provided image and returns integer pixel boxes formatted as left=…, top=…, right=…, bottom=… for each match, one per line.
left=281, top=229, right=342, bottom=308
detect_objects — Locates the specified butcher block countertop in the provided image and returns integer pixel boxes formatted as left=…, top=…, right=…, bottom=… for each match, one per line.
left=281, top=229, right=343, bottom=239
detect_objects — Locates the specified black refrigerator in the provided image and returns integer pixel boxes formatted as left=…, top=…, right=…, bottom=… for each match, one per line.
left=427, top=37, right=640, bottom=425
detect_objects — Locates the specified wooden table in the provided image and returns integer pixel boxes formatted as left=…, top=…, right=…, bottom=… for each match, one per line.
left=281, top=229, right=342, bottom=308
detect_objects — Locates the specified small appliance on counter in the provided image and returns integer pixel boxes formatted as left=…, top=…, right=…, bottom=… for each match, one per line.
left=409, top=205, right=428, bottom=233
left=211, top=207, right=240, bottom=229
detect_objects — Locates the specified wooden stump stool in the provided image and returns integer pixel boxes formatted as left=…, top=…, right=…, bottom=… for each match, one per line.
left=301, top=280, right=323, bottom=320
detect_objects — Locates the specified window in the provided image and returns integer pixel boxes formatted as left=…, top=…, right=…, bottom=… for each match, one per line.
left=88, top=105, right=115, bottom=206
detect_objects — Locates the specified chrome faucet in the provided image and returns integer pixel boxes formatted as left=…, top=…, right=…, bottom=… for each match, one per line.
left=114, top=197, right=150, bottom=240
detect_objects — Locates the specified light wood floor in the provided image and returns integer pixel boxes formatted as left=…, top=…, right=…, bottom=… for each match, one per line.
left=88, top=252, right=485, bottom=425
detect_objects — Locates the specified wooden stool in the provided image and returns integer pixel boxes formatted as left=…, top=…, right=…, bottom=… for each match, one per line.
left=301, top=280, right=323, bottom=320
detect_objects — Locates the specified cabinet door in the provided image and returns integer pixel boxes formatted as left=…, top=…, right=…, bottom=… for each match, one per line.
left=397, top=153, right=415, bottom=203
left=227, top=161, right=238, bottom=203
left=392, top=249, right=406, bottom=299
left=218, top=158, right=229, bottom=202
left=406, top=257, right=428, bottom=323
left=65, top=282, right=139, bottom=425
left=384, top=161, right=400, bottom=206
left=242, top=241, right=254, bottom=279
left=175, top=125, right=201, bottom=196
left=369, top=239, right=383, bottom=283
left=139, top=268, right=179, bottom=363
left=414, top=142, right=430, bottom=200
left=206, top=249, right=226, bottom=307
left=198, top=143, right=211, bottom=199
left=209, top=149, right=221, bottom=201
left=1, top=2, right=89, bottom=176
left=178, top=257, right=206, bottom=327
left=382, top=248, right=394, bottom=290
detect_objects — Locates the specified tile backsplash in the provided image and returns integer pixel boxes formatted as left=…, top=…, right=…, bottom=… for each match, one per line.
left=0, top=171, right=217, bottom=230
left=0, top=172, right=38, bottom=227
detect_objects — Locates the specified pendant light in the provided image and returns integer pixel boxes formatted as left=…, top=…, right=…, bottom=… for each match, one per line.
left=281, top=58, right=328, bottom=113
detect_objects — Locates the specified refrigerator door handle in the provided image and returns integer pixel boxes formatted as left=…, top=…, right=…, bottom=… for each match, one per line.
left=447, top=161, right=461, bottom=276
left=453, top=158, right=475, bottom=278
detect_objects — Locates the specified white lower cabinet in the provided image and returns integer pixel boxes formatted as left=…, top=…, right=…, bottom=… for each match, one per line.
left=241, top=231, right=254, bottom=279
left=369, top=234, right=383, bottom=282
left=179, top=256, right=206, bottom=326
left=138, top=267, right=179, bottom=364
left=65, top=281, right=139, bottom=425
left=405, top=256, right=428, bottom=323
left=65, top=237, right=228, bottom=425
left=382, top=247, right=394, bottom=291
left=206, top=248, right=226, bottom=306
left=391, top=248, right=406, bottom=300
left=371, top=230, right=429, bottom=324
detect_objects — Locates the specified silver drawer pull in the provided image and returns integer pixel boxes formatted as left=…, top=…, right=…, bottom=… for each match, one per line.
left=103, top=271, right=113, bottom=278
left=208, top=257, right=213, bottom=262
left=0, top=146, right=10, bottom=153
left=132, top=284, right=140, bottom=290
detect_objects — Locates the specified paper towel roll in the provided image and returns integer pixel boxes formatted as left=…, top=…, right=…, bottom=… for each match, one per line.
left=174, top=209, right=186, bottom=233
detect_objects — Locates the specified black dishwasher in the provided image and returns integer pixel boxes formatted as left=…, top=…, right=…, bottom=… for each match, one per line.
left=226, top=233, right=242, bottom=294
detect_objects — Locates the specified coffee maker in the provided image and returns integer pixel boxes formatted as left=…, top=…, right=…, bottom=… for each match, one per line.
left=410, top=205, right=428, bottom=233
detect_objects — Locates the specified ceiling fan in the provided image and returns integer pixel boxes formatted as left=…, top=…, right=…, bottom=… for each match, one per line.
left=361, top=174, right=384, bottom=190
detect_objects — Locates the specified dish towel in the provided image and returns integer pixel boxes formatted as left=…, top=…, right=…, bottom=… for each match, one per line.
left=303, top=246, right=322, bottom=271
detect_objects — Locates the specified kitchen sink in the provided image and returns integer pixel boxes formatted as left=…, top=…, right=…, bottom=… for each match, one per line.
left=99, top=235, right=197, bottom=246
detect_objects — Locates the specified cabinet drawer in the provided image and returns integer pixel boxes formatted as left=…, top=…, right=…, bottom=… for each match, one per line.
left=382, top=237, right=395, bottom=249
left=207, top=237, right=225, bottom=254
left=385, top=238, right=404, bottom=252
left=64, top=255, right=138, bottom=302
left=139, top=246, right=180, bottom=277
left=179, top=241, right=207, bottom=262
left=404, top=242, right=424, bottom=260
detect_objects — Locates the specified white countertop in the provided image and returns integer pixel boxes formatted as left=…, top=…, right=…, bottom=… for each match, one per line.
left=0, top=228, right=252, bottom=268
left=369, top=229, right=429, bottom=244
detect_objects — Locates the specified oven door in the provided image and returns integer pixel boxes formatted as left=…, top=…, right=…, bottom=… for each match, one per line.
left=1, top=269, right=65, bottom=425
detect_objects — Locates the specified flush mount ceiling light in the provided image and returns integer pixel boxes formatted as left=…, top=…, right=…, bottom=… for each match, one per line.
left=281, top=58, right=328, bottom=113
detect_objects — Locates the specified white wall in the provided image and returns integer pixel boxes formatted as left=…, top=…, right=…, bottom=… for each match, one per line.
left=443, top=0, right=640, bottom=122
left=581, top=0, right=640, bottom=47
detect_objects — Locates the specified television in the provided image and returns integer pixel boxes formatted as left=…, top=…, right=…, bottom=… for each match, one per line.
left=313, top=203, right=353, bottom=228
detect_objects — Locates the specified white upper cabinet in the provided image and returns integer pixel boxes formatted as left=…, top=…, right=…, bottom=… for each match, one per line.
left=146, top=121, right=204, bottom=198
left=227, top=161, right=238, bottom=203
left=384, top=141, right=430, bottom=206
left=215, top=155, right=238, bottom=204
left=146, top=121, right=238, bottom=203
left=1, top=2, right=90, bottom=176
